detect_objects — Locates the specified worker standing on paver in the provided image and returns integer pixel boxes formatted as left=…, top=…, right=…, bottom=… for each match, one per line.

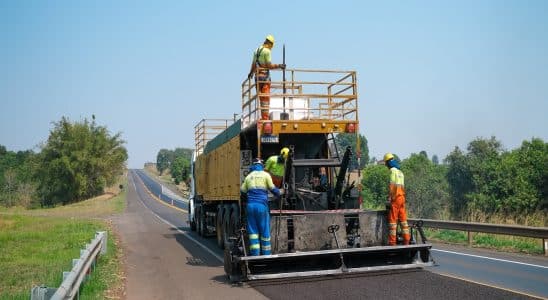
left=241, top=158, right=281, bottom=255
left=248, top=35, right=286, bottom=120
left=383, top=153, right=410, bottom=245
left=265, top=147, right=289, bottom=187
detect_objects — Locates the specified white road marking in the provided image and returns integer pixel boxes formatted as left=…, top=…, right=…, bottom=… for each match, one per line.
left=130, top=172, right=224, bottom=263
left=435, top=271, right=546, bottom=300
left=432, top=249, right=548, bottom=269
left=130, top=175, right=137, bottom=190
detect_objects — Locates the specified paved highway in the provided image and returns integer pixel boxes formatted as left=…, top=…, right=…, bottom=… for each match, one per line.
left=430, top=245, right=548, bottom=298
left=119, top=170, right=544, bottom=299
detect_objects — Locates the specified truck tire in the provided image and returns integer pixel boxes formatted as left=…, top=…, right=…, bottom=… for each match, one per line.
left=197, top=206, right=205, bottom=237
left=229, top=204, right=240, bottom=236
left=196, top=206, right=201, bottom=235
left=216, top=205, right=225, bottom=249
left=222, top=204, right=232, bottom=247
left=190, top=204, right=197, bottom=231
left=190, top=218, right=197, bottom=231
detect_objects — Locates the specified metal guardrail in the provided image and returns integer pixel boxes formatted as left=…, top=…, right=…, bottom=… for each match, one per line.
left=409, top=218, right=548, bottom=256
left=31, top=231, right=108, bottom=300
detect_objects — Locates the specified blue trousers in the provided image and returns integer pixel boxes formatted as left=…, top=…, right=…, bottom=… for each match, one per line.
left=246, top=202, right=271, bottom=256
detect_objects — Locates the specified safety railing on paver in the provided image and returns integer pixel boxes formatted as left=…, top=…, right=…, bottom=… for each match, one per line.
left=194, top=118, right=235, bottom=155
left=408, top=218, right=548, bottom=256
left=241, top=68, right=358, bottom=128
left=30, top=231, right=108, bottom=300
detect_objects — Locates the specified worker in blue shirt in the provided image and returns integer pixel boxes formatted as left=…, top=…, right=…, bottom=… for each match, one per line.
left=241, top=158, right=281, bottom=255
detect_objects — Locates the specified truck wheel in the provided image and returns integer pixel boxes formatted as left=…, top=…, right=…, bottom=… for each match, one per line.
left=216, top=206, right=225, bottom=249
left=198, top=207, right=205, bottom=236
left=190, top=206, right=197, bottom=231
left=229, top=204, right=240, bottom=240
left=222, top=204, right=232, bottom=247
left=196, top=207, right=201, bottom=235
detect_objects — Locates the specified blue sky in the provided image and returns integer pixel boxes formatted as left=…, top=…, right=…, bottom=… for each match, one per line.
left=1, top=1, right=547, bottom=168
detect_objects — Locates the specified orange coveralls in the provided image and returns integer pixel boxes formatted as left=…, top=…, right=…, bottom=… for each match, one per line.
left=388, top=167, right=410, bottom=245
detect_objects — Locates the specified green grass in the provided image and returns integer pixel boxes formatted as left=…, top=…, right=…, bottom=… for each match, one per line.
left=79, top=231, right=122, bottom=299
left=425, top=228, right=544, bottom=255
left=0, top=178, right=126, bottom=299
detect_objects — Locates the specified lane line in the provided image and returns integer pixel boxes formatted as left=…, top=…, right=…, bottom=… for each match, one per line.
left=432, top=249, right=548, bottom=269
left=434, top=271, right=546, bottom=300
left=133, top=171, right=188, bottom=213
left=130, top=174, right=137, bottom=190
left=136, top=171, right=188, bottom=211
left=130, top=172, right=223, bottom=263
left=139, top=170, right=189, bottom=204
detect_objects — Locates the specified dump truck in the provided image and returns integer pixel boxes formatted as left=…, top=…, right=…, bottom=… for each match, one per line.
left=188, top=67, right=433, bottom=281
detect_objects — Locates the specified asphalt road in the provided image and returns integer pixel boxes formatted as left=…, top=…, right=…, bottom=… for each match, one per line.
left=116, top=170, right=543, bottom=299
left=430, top=245, right=548, bottom=298
left=111, top=171, right=265, bottom=300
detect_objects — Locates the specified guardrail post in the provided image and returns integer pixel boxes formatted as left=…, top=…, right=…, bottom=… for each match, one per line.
left=544, top=238, right=547, bottom=256
left=98, top=231, right=107, bottom=255
left=31, top=285, right=51, bottom=300
left=467, top=231, right=473, bottom=247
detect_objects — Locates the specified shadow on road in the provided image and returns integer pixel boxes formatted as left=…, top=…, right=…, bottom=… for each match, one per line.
left=162, top=227, right=224, bottom=268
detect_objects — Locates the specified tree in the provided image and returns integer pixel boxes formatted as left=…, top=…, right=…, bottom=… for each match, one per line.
left=171, top=156, right=190, bottom=184
left=2, top=169, right=17, bottom=207
left=432, top=154, right=439, bottom=165
left=444, top=136, right=547, bottom=222
left=445, top=146, right=473, bottom=218
left=0, top=146, right=38, bottom=207
left=36, top=116, right=127, bottom=206
left=361, top=164, right=389, bottom=209
left=335, top=133, right=369, bottom=170
left=402, top=153, right=450, bottom=219
left=512, top=138, right=548, bottom=210
left=173, top=148, right=193, bottom=161
left=156, top=149, right=172, bottom=175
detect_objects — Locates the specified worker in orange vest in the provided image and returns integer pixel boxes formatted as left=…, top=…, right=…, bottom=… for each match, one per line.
left=384, top=153, right=410, bottom=245
left=247, top=35, right=286, bottom=120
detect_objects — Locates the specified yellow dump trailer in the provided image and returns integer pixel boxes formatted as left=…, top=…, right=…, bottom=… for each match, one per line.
left=188, top=68, right=432, bottom=281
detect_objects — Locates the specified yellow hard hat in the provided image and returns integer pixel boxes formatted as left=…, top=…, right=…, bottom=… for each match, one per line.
left=280, top=147, right=289, bottom=159
left=383, top=153, right=394, bottom=162
left=265, top=34, right=275, bottom=46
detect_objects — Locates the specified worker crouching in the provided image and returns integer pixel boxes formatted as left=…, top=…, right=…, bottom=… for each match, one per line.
left=241, top=158, right=281, bottom=255
left=265, top=147, right=289, bottom=187
left=384, top=153, right=410, bottom=245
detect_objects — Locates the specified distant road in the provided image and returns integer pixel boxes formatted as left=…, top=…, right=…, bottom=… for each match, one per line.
left=134, top=169, right=188, bottom=211
left=119, top=169, right=542, bottom=299
left=430, top=245, right=548, bottom=298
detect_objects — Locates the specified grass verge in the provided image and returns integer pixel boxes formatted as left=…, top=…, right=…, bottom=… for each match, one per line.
left=425, top=228, right=544, bottom=255
left=0, top=178, right=127, bottom=299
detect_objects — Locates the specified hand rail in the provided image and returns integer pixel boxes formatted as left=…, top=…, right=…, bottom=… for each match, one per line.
left=408, top=218, right=548, bottom=255
left=31, top=231, right=108, bottom=300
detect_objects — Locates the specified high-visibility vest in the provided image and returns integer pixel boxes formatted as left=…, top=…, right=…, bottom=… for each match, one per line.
left=241, top=170, right=277, bottom=205
left=389, top=167, right=405, bottom=199
left=253, top=46, right=271, bottom=81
